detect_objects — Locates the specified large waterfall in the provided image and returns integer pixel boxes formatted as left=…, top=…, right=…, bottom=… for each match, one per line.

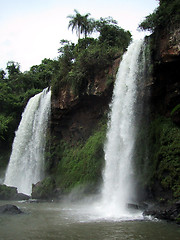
left=4, top=88, right=51, bottom=195
left=100, top=39, right=145, bottom=219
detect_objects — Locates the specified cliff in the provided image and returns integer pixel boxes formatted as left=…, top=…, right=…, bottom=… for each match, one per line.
left=34, top=57, right=121, bottom=198
left=51, top=57, right=120, bottom=145
left=151, top=24, right=180, bottom=122
left=32, top=22, right=180, bottom=216
left=140, top=24, right=180, bottom=223
left=35, top=25, right=180, bottom=204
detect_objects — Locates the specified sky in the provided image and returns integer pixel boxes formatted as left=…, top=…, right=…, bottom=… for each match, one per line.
left=0, top=0, right=159, bottom=72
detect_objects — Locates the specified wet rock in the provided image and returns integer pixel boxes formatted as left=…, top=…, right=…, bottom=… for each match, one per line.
left=15, top=193, right=30, bottom=201
left=143, top=203, right=180, bottom=223
left=32, top=177, right=56, bottom=200
left=0, top=184, right=17, bottom=200
left=0, top=184, right=30, bottom=200
left=127, top=202, right=148, bottom=210
left=127, top=203, right=139, bottom=210
left=0, top=204, right=23, bottom=215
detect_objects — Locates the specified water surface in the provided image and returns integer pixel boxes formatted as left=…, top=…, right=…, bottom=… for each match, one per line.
left=0, top=200, right=179, bottom=240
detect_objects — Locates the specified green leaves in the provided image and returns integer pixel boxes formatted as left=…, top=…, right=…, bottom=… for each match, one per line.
left=138, top=0, right=180, bottom=32
left=150, top=117, right=180, bottom=199
left=0, top=58, right=55, bottom=149
left=0, top=114, right=13, bottom=140
left=52, top=16, right=132, bottom=96
left=55, top=122, right=107, bottom=192
left=67, top=9, right=94, bottom=39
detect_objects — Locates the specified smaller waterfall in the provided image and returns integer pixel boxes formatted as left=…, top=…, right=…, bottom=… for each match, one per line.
left=99, top=40, right=145, bottom=219
left=4, top=88, right=51, bottom=195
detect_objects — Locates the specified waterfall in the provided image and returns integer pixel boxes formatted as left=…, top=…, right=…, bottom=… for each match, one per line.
left=4, top=88, right=51, bottom=196
left=100, top=39, right=145, bottom=218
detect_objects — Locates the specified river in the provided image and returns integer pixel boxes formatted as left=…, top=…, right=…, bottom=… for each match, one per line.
left=0, top=200, right=180, bottom=240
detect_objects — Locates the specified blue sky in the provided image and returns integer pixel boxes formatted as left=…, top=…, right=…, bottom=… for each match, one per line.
left=0, top=0, right=158, bottom=72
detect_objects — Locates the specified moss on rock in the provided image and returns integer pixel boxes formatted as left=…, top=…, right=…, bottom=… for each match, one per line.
left=53, top=121, right=107, bottom=193
left=32, top=177, right=55, bottom=199
left=0, top=184, right=17, bottom=200
left=148, top=116, right=180, bottom=200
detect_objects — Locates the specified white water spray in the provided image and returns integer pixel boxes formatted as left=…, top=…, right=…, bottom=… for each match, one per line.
left=99, top=40, right=145, bottom=219
left=4, top=88, right=51, bottom=195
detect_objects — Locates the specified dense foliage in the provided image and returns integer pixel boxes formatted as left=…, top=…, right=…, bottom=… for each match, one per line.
left=0, top=59, right=57, bottom=154
left=138, top=0, right=180, bottom=32
left=52, top=16, right=131, bottom=95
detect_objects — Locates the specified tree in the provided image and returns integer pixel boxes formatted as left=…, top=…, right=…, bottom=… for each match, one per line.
left=81, top=15, right=95, bottom=38
left=67, top=9, right=94, bottom=39
left=0, top=70, right=6, bottom=80
left=138, top=0, right=180, bottom=32
left=6, top=61, right=20, bottom=77
left=95, top=17, right=131, bottom=49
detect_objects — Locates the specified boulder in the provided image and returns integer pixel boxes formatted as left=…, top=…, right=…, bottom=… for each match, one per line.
left=32, top=177, right=56, bottom=200
left=0, top=184, right=17, bottom=200
left=0, top=184, right=30, bottom=200
left=127, top=202, right=148, bottom=210
left=0, top=204, right=23, bottom=214
left=14, top=193, right=30, bottom=201
left=127, top=203, right=139, bottom=210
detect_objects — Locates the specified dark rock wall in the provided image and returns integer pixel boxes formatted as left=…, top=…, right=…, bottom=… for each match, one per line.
left=147, top=25, right=180, bottom=201
left=51, top=57, right=120, bottom=145
left=151, top=25, right=180, bottom=121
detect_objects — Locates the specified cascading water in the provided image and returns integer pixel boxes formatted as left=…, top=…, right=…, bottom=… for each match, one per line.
left=4, top=88, right=51, bottom=195
left=99, top=39, right=145, bottom=219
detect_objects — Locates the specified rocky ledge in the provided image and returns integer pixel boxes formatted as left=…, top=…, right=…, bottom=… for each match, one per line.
left=143, top=202, right=180, bottom=224
left=0, top=184, right=30, bottom=200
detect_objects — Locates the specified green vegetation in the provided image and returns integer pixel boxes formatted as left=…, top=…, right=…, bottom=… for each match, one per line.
left=171, top=104, right=180, bottom=116
left=0, top=59, right=57, bottom=151
left=52, top=14, right=131, bottom=95
left=138, top=0, right=180, bottom=32
left=134, top=115, right=180, bottom=201
left=0, top=11, right=130, bottom=195
left=0, top=184, right=17, bottom=200
left=67, top=9, right=95, bottom=39
left=48, top=121, right=107, bottom=193
left=148, top=116, right=180, bottom=200
left=32, top=177, right=55, bottom=199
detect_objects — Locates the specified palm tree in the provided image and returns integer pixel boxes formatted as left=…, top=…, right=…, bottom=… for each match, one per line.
left=67, top=10, right=94, bottom=39
left=81, top=16, right=95, bottom=38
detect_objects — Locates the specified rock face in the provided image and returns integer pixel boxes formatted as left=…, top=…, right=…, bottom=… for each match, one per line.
left=156, top=26, right=180, bottom=63
left=142, top=25, right=180, bottom=223
left=151, top=25, right=180, bottom=122
left=143, top=201, right=180, bottom=224
left=48, top=57, right=120, bottom=195
left=51, top=57, right=120, bottom=144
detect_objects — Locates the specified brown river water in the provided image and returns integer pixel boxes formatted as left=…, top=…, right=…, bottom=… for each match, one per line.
left=0, top=200, right=180, bottom=240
